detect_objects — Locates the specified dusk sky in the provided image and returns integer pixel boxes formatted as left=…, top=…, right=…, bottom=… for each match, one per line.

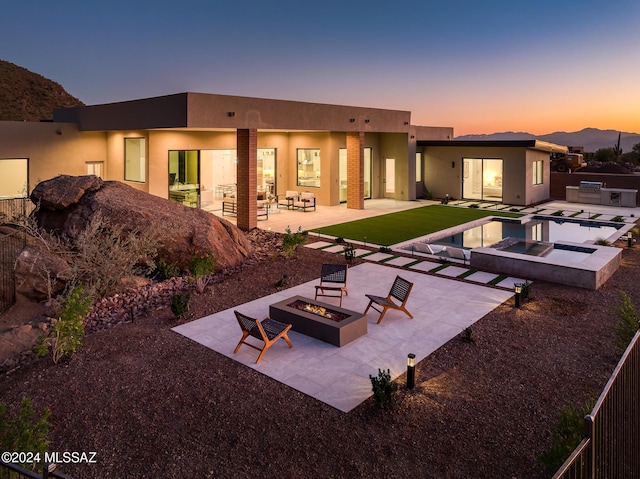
left=2, top=0, right=638, bottom=136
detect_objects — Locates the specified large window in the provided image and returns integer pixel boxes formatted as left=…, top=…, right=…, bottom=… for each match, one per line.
left=533, top=160, right=544, bottom=185
left=124, top=138, right=146, bottom=182
left=0, top=158, right=28, bottom=198
left=297, top=149, right=320, bottom=188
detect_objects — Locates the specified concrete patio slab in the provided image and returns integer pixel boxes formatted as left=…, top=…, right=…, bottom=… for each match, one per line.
left=172, top=262, right=512, bottom=412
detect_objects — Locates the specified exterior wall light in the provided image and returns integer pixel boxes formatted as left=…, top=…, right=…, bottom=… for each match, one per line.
left=406, top=353, right=416, bottom=389
left=364, top=119, right=370, bottom=123
left=227, top=112, right=235, bottom=117
left=349, top=118, right=356, bottom=122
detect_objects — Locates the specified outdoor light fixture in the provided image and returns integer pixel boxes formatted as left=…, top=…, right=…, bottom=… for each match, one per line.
left=514, top=284, right=522, bottom=308
left=627, top=232, right=633, bottom=248
left=227, top=111, right=235, bottom=117
left=364, top=119, right=370, bottom=123
left=349, top=118, right=356, bottom=122
left=406, top=353, right=416, bottom=389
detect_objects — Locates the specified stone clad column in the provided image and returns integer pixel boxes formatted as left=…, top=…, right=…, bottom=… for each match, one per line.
left=236, top=129, right=257, bottom=230
left=346, top=131, right=365, bottom=210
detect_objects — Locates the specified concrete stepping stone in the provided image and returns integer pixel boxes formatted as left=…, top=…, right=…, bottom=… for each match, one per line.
left=435, top=265, right=469, bottom=278
left=361, top=252, right=394, bottom=262
left=465, top=271, right=500, bottom=284
left=384, top=256, right=417, bottom=267
left=305, top=241, right=333, bottom=249
left=495, top=277, right=528, bottom=290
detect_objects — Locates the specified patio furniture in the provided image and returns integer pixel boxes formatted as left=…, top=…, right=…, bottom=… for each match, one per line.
left=278, top=190, right=299, bottom=209
left=314, top=264, right=348, bottom=306
left=446, top=246, right=469, bottom=264
left=233, top=310, right=293, bottom=364
left=364, top=275, right=414, bottom=324
left=292, top=192, right=316, bottom=212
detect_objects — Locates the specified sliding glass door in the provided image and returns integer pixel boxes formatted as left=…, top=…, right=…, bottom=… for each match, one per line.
left=462, top=158, right=503, bottom=202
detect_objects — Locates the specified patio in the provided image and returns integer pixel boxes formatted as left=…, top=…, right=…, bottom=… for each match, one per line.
left=173, top=261, right=513, bottom=412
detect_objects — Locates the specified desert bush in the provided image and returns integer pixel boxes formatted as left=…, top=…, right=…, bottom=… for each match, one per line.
left=170, top=293, right=191, bottom=320
left=536, top=397, right=596, bottom=475
left=0, top=397, right=51, bottom=471
left=369, top=368, right=398, bottom=409
left=189, top=250, right=217, bottom=293
left=282, top=226, right=307, bottom=257
left=64, top=212, right=159, bottom=299
left=35, top=284, right=91, bottom=364
left=594, top=238, right=611, bottom=246
left=615, top=290, right=639, bottom=348
left=153, top=257, right=180, bottom=280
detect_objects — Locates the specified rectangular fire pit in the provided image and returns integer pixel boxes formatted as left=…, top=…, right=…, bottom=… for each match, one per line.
left=269, top=295, right=367, bottom=347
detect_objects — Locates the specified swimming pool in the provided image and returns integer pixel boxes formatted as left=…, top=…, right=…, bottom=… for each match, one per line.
left=428, top=216, right=623, bottom=249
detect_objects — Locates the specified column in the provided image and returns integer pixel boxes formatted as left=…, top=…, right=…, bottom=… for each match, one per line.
left=346, top=131, right=365, bottom=210
left=236, top=129, right=257, bottom=230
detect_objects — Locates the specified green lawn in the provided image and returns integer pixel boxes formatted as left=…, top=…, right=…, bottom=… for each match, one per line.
left=311, top=205, right=522, bottom=246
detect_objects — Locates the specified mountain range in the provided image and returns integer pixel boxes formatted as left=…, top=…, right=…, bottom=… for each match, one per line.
left=456, top=128, right=640, bottom=154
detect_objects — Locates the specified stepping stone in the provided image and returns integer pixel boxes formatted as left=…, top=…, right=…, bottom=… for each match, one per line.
left=496, top=277, right=528, bottom=290
left=305, top=241, right=333, bottom=249
left=323, top=245, right=348, bottom=253
left=353, top=248, right=371, bottom=257
left=435, top=265, right=469, bottom=278
left=465, top=271, right=500, bottom=284
left=362, top=252, right=394, bottom=262
left=409, top=261, right=442, bottom=273
left=384, top=256, right=416, bottom=267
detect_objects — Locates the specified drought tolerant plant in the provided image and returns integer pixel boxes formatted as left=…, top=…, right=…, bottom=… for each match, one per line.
left=460, top=327, right=475, bottom=344
left=153, top=256, right=180, bottom=281
left=536, top=397, right=596, bottom=476
left=189, top=250, right=217, bottom=293
left=0, top=398, right=51, bottom=471
left=170, top=292, right=191, bottom=320
left=35, top=284, right=91, bottom=364
left=594, top=238, right=611, bottom=246
left=614, top=290, right=639, bottom=348
left=281, top=226, right=307, bottom=257
left=369, top=368, right=398, bottom=409
left=379, top=246, right=392, bottom=253
left=551, top=210, right=565, bottom=216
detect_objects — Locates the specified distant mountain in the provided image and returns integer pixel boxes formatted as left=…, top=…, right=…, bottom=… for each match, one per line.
left=0, top=60, right=84, bottom=121
left=456, top=128, right=640, bottom=154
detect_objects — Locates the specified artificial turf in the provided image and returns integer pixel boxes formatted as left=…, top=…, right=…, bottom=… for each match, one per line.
left=310, top=204, right=522, bottom=246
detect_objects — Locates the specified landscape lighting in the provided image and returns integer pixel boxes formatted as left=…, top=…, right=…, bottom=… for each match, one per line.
left=514, top=284, right=522, bottom=308
left=406, top=353, right=416, bottom=389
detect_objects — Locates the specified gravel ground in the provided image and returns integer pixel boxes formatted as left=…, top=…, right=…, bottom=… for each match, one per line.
left=0, top=230, right=635, bottom=479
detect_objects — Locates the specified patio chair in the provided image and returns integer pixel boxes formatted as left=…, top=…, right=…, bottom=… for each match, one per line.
left=314, top=264, right=348, bottom=306
left=233, top=310, right=293, bottom=364
left=364, top=275, right=414, bottom=324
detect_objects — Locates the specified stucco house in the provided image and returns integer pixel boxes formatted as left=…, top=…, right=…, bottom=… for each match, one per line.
left=0, top=92, right=565, bottom=229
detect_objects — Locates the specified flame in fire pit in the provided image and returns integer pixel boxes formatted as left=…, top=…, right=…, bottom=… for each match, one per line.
left=304, top=303, right=333, bottom=319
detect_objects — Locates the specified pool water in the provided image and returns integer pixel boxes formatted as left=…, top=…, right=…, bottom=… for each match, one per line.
left=430, top=217, right=622, bottom=250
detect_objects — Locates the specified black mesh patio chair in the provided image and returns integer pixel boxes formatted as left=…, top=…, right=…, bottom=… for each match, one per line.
left=233, top=310, right=293, bottom=364
left=314, top=264, right=348, bottom=306
left=364, top=275, right=414, bottom=324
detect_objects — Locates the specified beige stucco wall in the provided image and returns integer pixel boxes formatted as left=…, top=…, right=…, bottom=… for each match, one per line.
left=380, top=133, right=412, bottom=200
left=421, top=146, right=550, bottom=206
left=0, top=121, right=106, bottom=193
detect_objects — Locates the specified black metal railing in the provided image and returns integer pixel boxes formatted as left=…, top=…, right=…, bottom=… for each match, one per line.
left=0, top=198, right=30, bottom=314
left=553, top=330, right=640, bottom=478
left=0, top=461, right=75, bottom=479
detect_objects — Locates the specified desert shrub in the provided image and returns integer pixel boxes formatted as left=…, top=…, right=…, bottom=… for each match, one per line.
left=594, top=238, right=611, bottom=246
left=537, top=397, right=596, bottom=475
left=468, top=203, right=480, bottom=208
left=379, top=246, right=392, bottom=254
left=153, top=257, right=180, bottom=280
left=615, top=290, right=639, bottom=348
left=611, top=215, right=624, bottom=222
left=369, top=369, right=398, bottom=409
left=282, top=226, right=307, bottom=257
left=189, top=250, right=217, bottom=293
left=551, top=210, right=565, bottom=216
left=170, top=293, right=191, bottom=320
left=460, top=327, right=475, bottom=344
left=35, top=284, right=91, bottom=364
left=66, top=212, right=160, bottom=299
left=334, top=237, right=345, bottom=244
left=0, top=398, right=51, bottom=471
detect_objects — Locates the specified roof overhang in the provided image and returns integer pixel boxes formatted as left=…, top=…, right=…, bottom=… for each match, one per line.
left=417, top=139, right=568, bottom=154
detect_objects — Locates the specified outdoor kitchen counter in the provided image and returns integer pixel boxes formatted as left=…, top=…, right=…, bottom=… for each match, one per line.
left=566, top=186, right=637, bottom=207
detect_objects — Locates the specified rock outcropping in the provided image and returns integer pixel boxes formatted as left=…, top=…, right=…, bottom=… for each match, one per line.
left=27, top=174, right=252, bottom=274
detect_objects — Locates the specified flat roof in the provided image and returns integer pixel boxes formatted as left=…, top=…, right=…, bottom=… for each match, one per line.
left=417, top=139, right=568, bottom=153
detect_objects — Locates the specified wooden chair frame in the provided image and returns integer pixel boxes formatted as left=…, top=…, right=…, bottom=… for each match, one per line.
left=233, top=310, right=293, bottom=364
left=314, top=264, right=348, bottom=306
left=364, top=275, right=414, bottom=324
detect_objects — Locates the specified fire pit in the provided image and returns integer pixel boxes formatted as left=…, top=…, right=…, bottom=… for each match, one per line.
left=269, top=295, right=367, bottom=347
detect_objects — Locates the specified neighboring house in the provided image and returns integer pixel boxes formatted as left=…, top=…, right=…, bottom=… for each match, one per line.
left=418, top=140, right=567, bottom=206
left=0, top=92, right=565, bottom=229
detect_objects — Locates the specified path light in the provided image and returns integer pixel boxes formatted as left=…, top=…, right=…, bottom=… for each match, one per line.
left=514, top=284, right=522, bottom=308
left=627, top=232, right=633, bottom=248
left=406, top=353, right=416, bottom=389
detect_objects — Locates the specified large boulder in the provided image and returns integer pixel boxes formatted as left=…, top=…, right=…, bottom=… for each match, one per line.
left=14, top=244, right=73, bottom=301
left=30, top=175, right=252, bottom=271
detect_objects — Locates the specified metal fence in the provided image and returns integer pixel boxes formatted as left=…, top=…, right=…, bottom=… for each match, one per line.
left=0, top=198, right=30, bottom=314
left=553, top=329, right=640, bottom=478
left=0, top=461, right=75, bottom=479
